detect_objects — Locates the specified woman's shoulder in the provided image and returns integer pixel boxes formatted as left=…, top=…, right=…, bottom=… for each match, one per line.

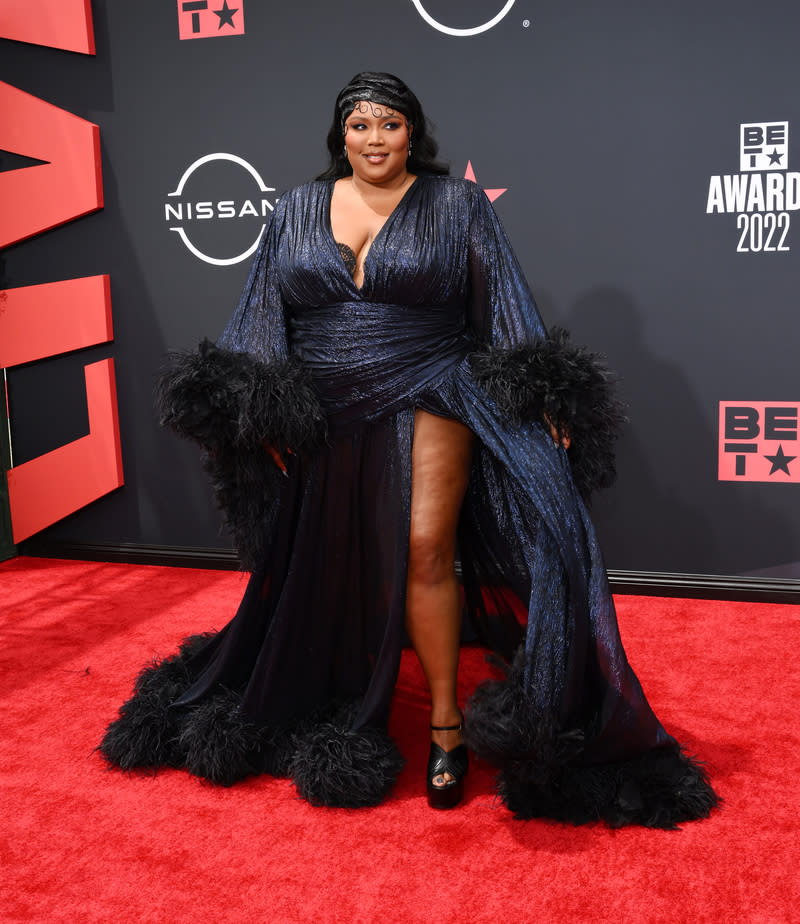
left=423, top=174, right=479, bottom=190
left=418, top=174, right=484, bottom=205
left=276, top=179, right=330, bottom=208
left=265, top=181, right=330, bottom=232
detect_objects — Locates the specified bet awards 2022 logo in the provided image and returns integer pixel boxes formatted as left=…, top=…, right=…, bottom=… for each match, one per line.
left=177, top=0, right=243, bottom=40
left=164, top=153, right=276, bottom=266
left=706, top=121, right=798, bottom=252
left=410, top=1, right=517, bottom=36
left=719, top=402, right=798, bottom=483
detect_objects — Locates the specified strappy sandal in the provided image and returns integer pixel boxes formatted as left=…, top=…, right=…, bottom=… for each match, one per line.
left=427, top=722, right=469, bottom=809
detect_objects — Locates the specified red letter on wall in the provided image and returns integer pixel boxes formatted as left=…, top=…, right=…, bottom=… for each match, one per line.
left=0, top=278, right=124, bottom=543
left=0, top=4, right=123, bottom=544
left=0, top=82, right=103, bottom=247
left=0, top=0, right=95, bottom=54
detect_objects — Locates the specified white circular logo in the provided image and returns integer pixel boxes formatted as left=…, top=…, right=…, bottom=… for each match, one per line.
left=165, top=153, right=276, bottom=266
left=410, top=0, right=516, bottom=36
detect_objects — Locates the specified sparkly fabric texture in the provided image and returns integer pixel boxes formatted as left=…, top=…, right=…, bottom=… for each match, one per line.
left=105, top=176, right=717, bottom=820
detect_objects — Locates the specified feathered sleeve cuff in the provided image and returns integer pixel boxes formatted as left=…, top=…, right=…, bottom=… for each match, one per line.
left=154, top=339, right=327, bottom=454
left=470, top=328, right=627, bottom=499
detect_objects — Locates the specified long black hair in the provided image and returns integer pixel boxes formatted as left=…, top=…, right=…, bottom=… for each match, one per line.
left=317, top=71, right=449, bottom=180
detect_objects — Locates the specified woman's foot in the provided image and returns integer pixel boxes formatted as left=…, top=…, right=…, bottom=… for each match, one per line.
left=427, top=718, right=469, bottom=809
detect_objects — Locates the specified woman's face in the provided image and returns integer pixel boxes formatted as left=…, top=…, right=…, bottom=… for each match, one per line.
left=343, top=100, right=412, bottom=185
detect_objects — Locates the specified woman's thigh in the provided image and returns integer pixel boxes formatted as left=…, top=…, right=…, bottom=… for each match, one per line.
left=408, top=409, right=474, bottom=579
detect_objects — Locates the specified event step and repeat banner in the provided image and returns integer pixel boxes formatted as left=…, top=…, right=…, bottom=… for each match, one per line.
left=1, top=0, right=798, bottom=581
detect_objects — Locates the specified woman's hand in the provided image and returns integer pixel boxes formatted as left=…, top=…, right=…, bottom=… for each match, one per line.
left=544, top=415, right=571, bottom=450
left=263, top=440, right=292, bottom=475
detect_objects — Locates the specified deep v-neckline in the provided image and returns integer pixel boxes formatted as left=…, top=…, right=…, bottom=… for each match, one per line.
left=326, top=177, right=419, bottom=293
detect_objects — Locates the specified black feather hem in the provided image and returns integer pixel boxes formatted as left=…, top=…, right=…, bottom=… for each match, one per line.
left=465, top=651, right=719, bottom=829
left=154, top=339, right=327, bottom=454
left=470, top=328, right=627, bottom=498
left=99, top=642, right=404, bottom=804
left=465, top=652, right=585, bottom=772
left=97, top=634, right=213, bottom=771
left=497, top=745, right=718, bottom=829
left=288, top=702, right=406, bottom=808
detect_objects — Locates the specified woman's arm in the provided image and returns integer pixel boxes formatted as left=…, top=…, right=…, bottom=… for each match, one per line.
left=464, top=183, right=624, bottom=498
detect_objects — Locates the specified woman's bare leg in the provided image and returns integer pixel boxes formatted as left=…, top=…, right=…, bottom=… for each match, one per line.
left=406, top=409, right=474, bottom=786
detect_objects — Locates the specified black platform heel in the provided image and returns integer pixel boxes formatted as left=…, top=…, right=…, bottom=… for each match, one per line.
left=427, top=722, right=469, bottom=810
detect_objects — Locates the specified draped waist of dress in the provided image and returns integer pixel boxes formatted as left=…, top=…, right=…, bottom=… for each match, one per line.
left=288, top=300, right=472, bottom=431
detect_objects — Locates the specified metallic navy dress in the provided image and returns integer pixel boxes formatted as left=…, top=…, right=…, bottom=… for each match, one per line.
left=101, top=176, right=717, bottom=826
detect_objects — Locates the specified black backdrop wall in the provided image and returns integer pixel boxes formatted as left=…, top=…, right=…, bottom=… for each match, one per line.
left=2, top=0, right=799, bottom=591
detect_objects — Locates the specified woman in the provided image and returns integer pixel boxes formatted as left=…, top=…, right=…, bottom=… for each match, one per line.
left=101, top=72, right=718, bottom=826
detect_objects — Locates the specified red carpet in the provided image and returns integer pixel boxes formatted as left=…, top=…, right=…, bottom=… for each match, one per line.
left=1, top=556, right=798, bottom=923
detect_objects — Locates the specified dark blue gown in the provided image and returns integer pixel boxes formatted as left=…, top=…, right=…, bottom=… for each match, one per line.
left=101, top=175, right=717, bottom=826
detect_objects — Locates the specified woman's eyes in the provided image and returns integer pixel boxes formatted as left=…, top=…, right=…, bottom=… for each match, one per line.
left=348, top=122, right=402, bottom=131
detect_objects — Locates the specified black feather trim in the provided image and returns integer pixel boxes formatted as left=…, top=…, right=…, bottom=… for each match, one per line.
left=498, top=746, right=719, bottom=829
left=100, top=645, right=403, bottom=802
left=154, top=341, right=327, bottom=569
left=176, top=633, right=217, bottom=659
left=288, top=703, right=406, bottom=808
left=199, top=443, right=281, bottom=572
left=176, top=680, right=303, bottom=785
left=98, top=648, right=197, bottom=771
left=178, top=687, right=271, bottom=786
left=154, top=339, right=327, bottom=454
left=470, top=328, right=627, bottom=498
left=466, top=651, right=719, bottom=828
left=465, top=650, right=583, bottom=776
left=101, top=634, right=302, bottom=783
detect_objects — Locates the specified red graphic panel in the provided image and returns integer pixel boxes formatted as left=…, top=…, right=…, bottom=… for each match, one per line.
left=177, top=0, right=245, bottom=40
left=0, top=276, right=112, bottom=367
left=718, top=401, right=799, bottom=483
left=0, top=275, right=123, bottom=541
left=0, top=82, right=103, bottom=248
left=7, top=360, right=124, bottom=543
left=0, top=0, right=95, bottom=55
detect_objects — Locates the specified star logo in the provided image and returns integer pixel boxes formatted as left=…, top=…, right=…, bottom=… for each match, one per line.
left=214, top=0, right=238, bottom=28
left=764, top=444, right=796, bottom=475
left=768, top=148, right=783, bottom=166
left=464, top=161, right=507, bottom=203
left=177, top=0, right=245, bottom=40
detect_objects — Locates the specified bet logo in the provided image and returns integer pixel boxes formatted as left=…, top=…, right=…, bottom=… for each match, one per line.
left=719, top=402, right=798, bottom=482
left=706, top=120, right=796, bottom=253
left=740, top=122, right=788, bottom=172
